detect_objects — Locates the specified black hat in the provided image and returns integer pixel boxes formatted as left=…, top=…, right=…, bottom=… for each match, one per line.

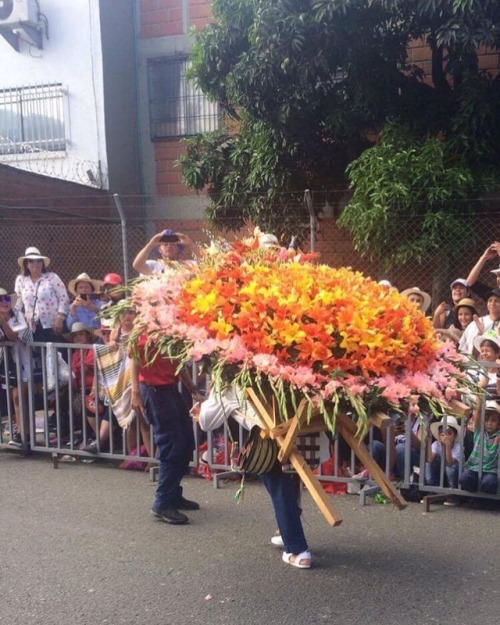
left=487, top=288, right=500, bottom=300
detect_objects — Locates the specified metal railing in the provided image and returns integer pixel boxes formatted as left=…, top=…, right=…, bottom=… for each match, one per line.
left=1, top=342, right=498, bottom=506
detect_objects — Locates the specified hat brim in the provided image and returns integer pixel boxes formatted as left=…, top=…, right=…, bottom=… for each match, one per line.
left=473, top=334, right=500, bottom=353
left=94, top=328, right=113, bottom=339
left=17, top=255, right=50, bottom=269
left=435, top=328, right=462, bottom=343
left=430, top=420, right=461, bottom=440
left=63, top=327, right=93, bottom=341
left=68, top=277, right=104, bottom=297
left=401, top=288, right=431, bottom=313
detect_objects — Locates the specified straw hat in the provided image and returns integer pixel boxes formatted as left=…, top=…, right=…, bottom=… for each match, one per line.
left=258, top=233, right=280, bottom=249
left=400, top=287, right=431, bottom=313
left=17, top=246, right=50, bottom=268
left=485, top=400, right=500, bottom=414
left=473, top=333, right=500, bottom=353
left=430, top=415, right=461, bottom=440
left=453, top=297, right=478, bottom=315
left=0, top=287, right=17, bottom=307
left=68, top=272, right=104, bottom=296
left=94, top=318, right=115, bottom=339
left=435, top=326, right=462, bottom=344
left=64, top=321, right=93, bottom=341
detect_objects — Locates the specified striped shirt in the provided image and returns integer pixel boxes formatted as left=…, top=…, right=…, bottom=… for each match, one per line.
left=465, top=430, right=500, bottom=473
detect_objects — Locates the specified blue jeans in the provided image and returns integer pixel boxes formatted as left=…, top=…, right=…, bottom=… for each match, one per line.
left=425, top=458, right=459, bottom=488
left=260, top=462, right=308, bottom=555
left=459, top=469, right=498, bottom=494
left=141, top=383, right=195, bottom=509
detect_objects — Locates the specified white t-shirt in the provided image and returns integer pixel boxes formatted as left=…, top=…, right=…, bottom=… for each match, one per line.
left=431, top=439, right=461, bottom=463
left=459, top=315, right=495, bottom=355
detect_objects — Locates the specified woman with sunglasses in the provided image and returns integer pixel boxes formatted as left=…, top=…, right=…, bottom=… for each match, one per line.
left=0, top=287, right=30, bottom=448
left=14, top=247, right=69, bottom=342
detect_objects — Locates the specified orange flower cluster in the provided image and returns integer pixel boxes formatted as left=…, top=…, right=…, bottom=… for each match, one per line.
left=178, top=256, right=437, bottom=378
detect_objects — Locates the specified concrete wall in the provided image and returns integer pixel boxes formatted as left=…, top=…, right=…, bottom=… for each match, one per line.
left=99, top=0, right=141, bottom=203
left=0, top=0, right=108, bottom=187
left=0, top=0, right=141, bottom=200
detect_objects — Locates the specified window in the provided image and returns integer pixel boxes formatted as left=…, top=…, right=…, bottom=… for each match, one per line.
left=0, top=83, right=66, bottom=155
left=147, top=56, right=220, bottom=139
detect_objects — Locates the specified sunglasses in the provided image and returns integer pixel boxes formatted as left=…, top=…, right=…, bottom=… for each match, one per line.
left=0, top=295, right=11, bottom=303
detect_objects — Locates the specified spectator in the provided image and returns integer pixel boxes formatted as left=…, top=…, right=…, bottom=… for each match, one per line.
left=432, top=279, right=470, bottom=330
left=390, top=414, right=424, bottom=481
left=94, top=318, right=114, bottom=346
left=66, top=272, right=104, bottom=330
left=459, top=400, right=500, bottom=495
left=0, top=287, right=29, bottom=448
left=425, top=415, right=461, bottom=492
left=133, top=230, right=196, bottom=275
left=195, top=385, right=312, bottom=569
left=100, top=273, right=126, bottom=311
left=466, top=242, right=500, bottom=302
left=66, top=321, right=109, bottom=454
left=435, top=298, right=478, bottom=344
left=400, top=287, right=431, bottom=313
left=14, top=246, right=69, bottom=342
left=109, top=304, right=136, bottom=348
left=471, top=334, right=500, bottom=400
left=459, top=289, right=500, bottom=355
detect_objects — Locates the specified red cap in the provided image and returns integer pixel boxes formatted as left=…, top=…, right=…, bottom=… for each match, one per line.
left=103, top=273, right=123, bottom=286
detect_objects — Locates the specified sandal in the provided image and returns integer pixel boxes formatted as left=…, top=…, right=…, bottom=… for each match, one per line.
left=271, top=534, right=284, bottom=547
left=282, top=550, right=312, bottom=569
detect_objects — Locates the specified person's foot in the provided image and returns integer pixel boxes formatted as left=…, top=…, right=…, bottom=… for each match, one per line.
left=282, top=550, right=312, bottom=569
left=151, top=507, right=188, bottom=525
left=353, top=468, right=369, bottom=481
left=271, top=534, right=284, bottom=547
left=8, top=433, right=25, bottom=449
left=83, top=440, right=98, bottom=454
left=175, top=497, right=200, bottom=510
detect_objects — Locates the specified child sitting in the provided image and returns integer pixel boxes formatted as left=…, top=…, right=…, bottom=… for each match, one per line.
left=459, top=400, right=500, bottom=495
left=425, top=415, right=461, bottom=488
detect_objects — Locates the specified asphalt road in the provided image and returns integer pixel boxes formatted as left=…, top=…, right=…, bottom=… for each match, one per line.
left=0, top=452, right=498, bottom=625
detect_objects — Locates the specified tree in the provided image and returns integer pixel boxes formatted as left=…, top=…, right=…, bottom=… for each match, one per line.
left=180, top=0, right=500, bottom=255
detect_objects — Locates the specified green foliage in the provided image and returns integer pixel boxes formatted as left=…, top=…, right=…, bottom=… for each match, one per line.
left=338, top=123, right=496, bottom=266
left=181, top=0, right=500, bottom=252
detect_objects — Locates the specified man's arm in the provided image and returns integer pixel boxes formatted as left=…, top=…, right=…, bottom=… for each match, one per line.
left=466, top=243, right=500, bottom=286
left=130, top=358, right=145, bottom=417
left=132, top=232, right=163, bottom=274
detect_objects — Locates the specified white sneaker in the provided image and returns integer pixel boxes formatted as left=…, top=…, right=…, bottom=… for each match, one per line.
left=271, top=534, right=284, bottom=547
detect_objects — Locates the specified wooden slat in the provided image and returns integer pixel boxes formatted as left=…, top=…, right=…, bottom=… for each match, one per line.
left=337, top=413, right=407, bottom=510
left=368, top=412, right=391, bottom=429
left=247, top=388, right=343, bottom=526
left=277, top=416, right=299, bottom=463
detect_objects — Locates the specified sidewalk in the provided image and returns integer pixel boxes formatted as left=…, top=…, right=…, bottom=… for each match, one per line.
left=0, top=453, right=498, bottom=625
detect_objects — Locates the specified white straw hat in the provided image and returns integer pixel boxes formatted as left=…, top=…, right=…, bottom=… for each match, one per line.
left=17, top=246, right=50, bottom=268
left=68, top=272, right=104, bottom=296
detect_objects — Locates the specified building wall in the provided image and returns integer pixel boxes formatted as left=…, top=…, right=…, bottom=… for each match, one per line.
left=0, top=0, right=141, bottom=201
left=0, top=0, right=108, bottom=187
left=137, top=0, right=212, bottom=226
left=98, top=0, right=142, bottom=202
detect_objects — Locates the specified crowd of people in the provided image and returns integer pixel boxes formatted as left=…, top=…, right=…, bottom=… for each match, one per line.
left=0, top=234, right=499, bottom=570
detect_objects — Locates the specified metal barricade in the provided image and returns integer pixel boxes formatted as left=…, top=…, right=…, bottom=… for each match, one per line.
left=1, top=341, right=498, bottom=507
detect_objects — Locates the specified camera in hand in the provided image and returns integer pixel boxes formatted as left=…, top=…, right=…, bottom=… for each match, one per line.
left=80, top=293, right=101, bottom=301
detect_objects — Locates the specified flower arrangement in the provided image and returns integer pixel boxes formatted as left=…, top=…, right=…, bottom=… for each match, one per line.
left=129, top=235, right=475, bottom=436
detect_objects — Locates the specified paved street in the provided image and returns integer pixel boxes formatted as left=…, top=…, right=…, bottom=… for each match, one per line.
left=0, top=452, right=498, bottom=625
